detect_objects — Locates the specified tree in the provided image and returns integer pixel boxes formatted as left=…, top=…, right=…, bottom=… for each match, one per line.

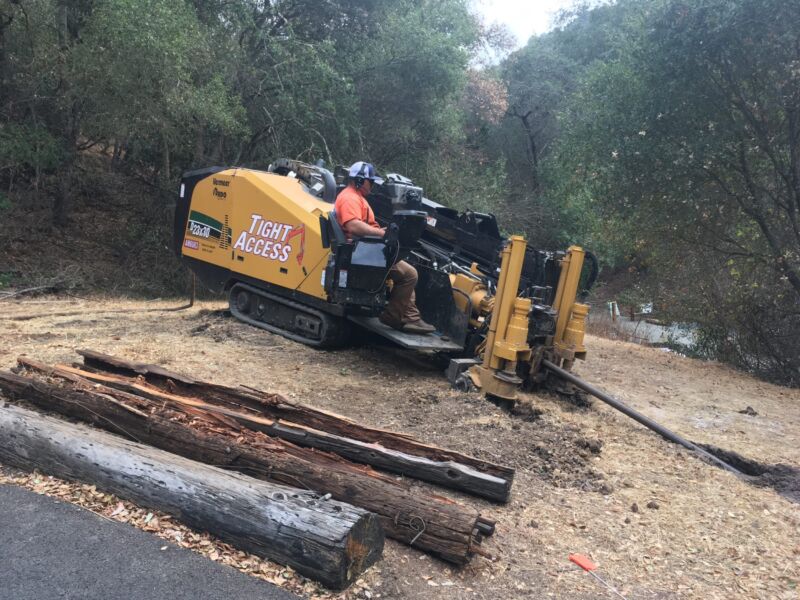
left=556, top=0, right=800, bottom=384
left=70, top=0, right=246, bottom=182
left=352, top=0, right=479, bottom=172
left=502, top=40, right=578, bottom=193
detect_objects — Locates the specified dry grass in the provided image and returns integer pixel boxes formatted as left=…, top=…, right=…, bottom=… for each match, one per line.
left=1, top=297, right=799, bottom=599
left=586, top=315, right=640, bottom=344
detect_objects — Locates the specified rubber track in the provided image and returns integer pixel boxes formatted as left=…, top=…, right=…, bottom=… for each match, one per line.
left=228, top=282, right=347, bottom=348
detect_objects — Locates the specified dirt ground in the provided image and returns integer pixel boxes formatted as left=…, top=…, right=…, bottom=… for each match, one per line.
left=1, top=296, right=799, bottom=599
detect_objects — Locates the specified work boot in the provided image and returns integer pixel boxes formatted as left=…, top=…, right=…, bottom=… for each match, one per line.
left=403, top=318, right=436, bottom=334
left=378, top=312, right=405, bottom=331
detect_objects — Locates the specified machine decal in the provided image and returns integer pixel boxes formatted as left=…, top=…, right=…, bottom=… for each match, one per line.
left=232, top=213, right=298, bottom=263
left=285, top=224, right=306, bottom=266
left=187, top=210, right=223, bottom=240
left=184, top=239, right=199, bottom=250
left=212, top=177, right=230, bottom=199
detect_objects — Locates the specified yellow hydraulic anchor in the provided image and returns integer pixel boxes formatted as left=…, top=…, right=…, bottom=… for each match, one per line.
left=468, top=236, right=532, bottom=400
left=462, top=240, right=592, bottom=400
left=551, top=245, right=590, bottom=369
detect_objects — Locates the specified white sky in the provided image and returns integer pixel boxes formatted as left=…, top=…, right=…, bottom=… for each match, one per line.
left=471, top=0, right=581, bottom=47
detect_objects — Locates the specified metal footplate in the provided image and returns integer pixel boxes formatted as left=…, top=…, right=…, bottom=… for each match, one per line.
left=348, top=315, right=463, bottom=352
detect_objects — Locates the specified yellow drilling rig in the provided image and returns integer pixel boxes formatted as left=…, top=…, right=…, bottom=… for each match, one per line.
left=175, top=159, right=598, bottom=401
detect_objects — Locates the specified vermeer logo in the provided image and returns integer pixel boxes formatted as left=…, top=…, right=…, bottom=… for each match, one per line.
left=184, top=239, right=199, bottom=250
left=187, top=211, right=222, bottom=240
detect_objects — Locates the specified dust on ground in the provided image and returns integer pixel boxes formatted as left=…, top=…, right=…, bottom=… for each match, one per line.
left=1, top=297, right=799, bottom=599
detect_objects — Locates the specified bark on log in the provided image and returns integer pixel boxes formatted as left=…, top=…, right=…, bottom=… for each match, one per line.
left=3, top=365, right=487, bottom=564
left=0, top=402, right=383, bottom=590
left=76, top=349, right=515, bottom=502
left=60, top=362, right=509, bottom=503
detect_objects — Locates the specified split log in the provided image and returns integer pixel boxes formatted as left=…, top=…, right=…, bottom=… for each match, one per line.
left=77, top=349, right=515, bottom=502
left=3, top=365, right=488, bottom=564
left=0, top=402, right=383, bottom=590
left=54, top=361, right=509, bottom=503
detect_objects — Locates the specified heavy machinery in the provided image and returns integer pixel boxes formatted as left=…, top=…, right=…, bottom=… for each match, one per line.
left=174, top=159, right=598, bottom=400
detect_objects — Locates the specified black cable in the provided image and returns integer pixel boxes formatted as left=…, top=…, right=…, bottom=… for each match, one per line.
left=367, top=240, right=401, bottom=294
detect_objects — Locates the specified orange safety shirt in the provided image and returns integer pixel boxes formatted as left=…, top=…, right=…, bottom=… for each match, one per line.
left=334, top=185, right=378, bottom=239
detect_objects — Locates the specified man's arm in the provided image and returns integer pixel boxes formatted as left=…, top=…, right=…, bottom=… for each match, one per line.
left=343, top=219, right=385, bottom=238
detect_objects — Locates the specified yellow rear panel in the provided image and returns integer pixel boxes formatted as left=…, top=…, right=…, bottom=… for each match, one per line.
left=180, top=168, right=331, bottom=300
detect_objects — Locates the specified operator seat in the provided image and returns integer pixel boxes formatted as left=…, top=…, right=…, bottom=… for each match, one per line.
left=328, top=210, right=349, bottom=247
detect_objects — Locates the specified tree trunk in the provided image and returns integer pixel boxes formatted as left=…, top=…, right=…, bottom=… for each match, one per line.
left=54, top=0, right=76, bottom=226
left=77, top=349, right=515, bottom=502
left=162, top=131, right=171, bottom=182
left=0, top=11, right=12, bottom=107
left=0, top=402, right=383, bottom=590
left=53, top=159, right=72, bottom=226
left=519, top=111, right=540, bottom=192
left=3, top=364, right=492, bottom=564
left=193, top=127, right=205, bottom=165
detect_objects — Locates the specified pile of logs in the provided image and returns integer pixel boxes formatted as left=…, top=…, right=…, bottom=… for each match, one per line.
left=0, top=350, right=515, bottom=590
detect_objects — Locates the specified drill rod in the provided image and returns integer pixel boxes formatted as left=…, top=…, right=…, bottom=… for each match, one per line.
left=542, top=359, right=742, bottom=476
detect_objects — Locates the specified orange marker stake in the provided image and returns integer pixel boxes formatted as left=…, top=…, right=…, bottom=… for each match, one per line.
left=569, top=554, right=627, bottom=600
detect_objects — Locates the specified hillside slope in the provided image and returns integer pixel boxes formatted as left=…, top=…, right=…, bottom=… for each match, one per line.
left=0, top=161, right=187, bottom=296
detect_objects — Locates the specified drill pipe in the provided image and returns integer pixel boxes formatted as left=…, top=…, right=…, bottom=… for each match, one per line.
left=542, top=359, right=742, bottom=476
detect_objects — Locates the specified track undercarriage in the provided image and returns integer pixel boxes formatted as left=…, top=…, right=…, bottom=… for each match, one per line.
left=228, top=282, right=350, bottom=348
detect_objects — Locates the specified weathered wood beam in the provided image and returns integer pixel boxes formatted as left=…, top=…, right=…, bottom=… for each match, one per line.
left=75, top=349, right=515, bottom=502
left=4, top=365, right=489, bottom=563
left=51, top=360, right=510, bottom=502
left=0, top=402, right=383, bottom=590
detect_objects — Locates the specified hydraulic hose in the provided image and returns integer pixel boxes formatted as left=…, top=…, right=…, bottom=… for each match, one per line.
left=542, top=359, right=742, bottom=475
left=319, top=168, right=337, bottom=203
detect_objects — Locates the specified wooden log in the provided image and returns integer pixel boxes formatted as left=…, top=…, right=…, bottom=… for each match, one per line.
left=53, top=361, right=510, bottom=503
left=0, top=402, right=383, bottom=590
left=3, top=365, right=487, bottom=564
left=76, top=349, right=515, bottom=502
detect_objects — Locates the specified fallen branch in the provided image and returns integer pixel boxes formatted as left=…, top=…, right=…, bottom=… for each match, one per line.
left=0, top=285, right=59, bottom=300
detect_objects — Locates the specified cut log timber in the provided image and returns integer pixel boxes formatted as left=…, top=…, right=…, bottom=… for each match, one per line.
left=3, top=365, right=488, bottom=564
left=59, top=359, right=510, bottom=502
left=0, top=402, right=383, bottom=590
left=76, top=349, right=515, bottom=502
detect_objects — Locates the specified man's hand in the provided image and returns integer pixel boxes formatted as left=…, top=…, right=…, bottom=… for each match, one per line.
left=343, top=219, right=385, bottom=238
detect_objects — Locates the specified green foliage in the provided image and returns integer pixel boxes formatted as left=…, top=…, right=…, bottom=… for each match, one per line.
left=354, top=0, right=479, bottom=171
left=2, top=0, right=798, bottom=383
left=0, top=0, right=483, bottom=190
left=544, top=0, right=800, bottom=384
left=68, top=0, right=247, bottom=171
left=0, top=123, right=63, bottom=176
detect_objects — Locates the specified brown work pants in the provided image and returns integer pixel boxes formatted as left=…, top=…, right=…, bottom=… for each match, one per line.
left=383, top=260, right=422, bottom=325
